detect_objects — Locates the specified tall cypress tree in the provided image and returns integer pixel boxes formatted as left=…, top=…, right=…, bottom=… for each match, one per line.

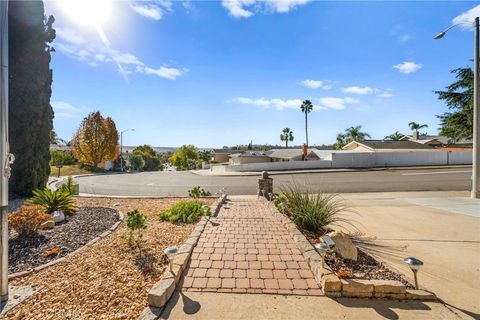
left=9, top=1, right=55, bottom=196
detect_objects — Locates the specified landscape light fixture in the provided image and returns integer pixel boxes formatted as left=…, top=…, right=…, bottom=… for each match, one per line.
left=163, top=246, right=178, bottom=272
left=314, top=236, right=336, bottom=268
left=404, top=257, right=424, bottom=289
left=434, top=17, right=480, bottom=199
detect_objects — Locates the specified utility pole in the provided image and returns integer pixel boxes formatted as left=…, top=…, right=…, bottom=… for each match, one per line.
left=472, top=17, right=479, bottom=199
left=1, top=0, right=11, bottom=302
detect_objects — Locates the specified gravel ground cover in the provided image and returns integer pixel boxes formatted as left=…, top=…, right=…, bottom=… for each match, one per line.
left=5, top=197, right=213, bottom=320
left=306, top=233, right=412, bottom=287
left=9, top=207, right=118, bottom=274
left=325, top=250, right=413, bottom=288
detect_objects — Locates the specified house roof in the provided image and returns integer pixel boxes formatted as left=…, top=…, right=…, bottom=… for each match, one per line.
left=266, top=148, right=318, bottom=159
left=410, top=139, right=442, bottom=145
left=230, top=151, right=269, bottom=158
left=401, top=135, right=472, bottom=145
left=342, top=140, right=435, bottom=151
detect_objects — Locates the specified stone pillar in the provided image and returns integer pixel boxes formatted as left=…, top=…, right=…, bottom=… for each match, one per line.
left=257, top=171, right=273, bottom=198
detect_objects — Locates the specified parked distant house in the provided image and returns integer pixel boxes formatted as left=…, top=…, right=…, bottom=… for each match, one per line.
left=266, top=149, right=320, bottom=162
left=229, top=151, right=271, bottom=165
left=50, top=144, right=72, bottom=152
left=400, top=134, right=472, bottom=147
left=342, top=140, right=435, bottom=152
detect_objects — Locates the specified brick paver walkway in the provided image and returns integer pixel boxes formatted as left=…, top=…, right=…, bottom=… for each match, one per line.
left=181, top=196, right=322, bottom=295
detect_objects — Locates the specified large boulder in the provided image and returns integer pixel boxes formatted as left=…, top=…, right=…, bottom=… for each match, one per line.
left=327, top=231, right=358, bottom=261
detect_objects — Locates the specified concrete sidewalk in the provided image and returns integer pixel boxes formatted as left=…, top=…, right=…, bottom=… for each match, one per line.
left=161, top=292, right=460, bottom=320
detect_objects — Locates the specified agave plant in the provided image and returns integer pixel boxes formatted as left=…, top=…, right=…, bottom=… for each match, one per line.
left=26, top=188, right=77, bottom=215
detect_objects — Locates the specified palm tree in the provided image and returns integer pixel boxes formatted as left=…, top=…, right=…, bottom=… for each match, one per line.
left=384, top=131, right=404, bottom=141
left=408, top=122, right=428, bottom=139
left=345, top=125, right=371, bottom=142
left=300, top=100, right=313, bottom=147
left=280, top=128, right=294, bottom=148
left=335, top=133, right=347, bottom=150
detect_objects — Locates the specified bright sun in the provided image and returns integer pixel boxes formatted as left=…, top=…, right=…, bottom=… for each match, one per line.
left=59, top=0, right=112, bottom=26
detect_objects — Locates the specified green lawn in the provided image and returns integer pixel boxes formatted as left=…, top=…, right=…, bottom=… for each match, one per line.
left=49, top=164, right=92, bottom=177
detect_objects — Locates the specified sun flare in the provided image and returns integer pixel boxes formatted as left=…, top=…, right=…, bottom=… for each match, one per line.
left=58, top=0, right=112, bottom=26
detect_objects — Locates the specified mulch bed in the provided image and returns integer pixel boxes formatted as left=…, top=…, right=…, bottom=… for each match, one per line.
left=305, top=231, right=413, bottom=288
left=9, top=206, right=119, bottom=274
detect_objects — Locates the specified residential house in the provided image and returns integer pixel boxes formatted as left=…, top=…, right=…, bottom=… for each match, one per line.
left=266, top=149, right=320, bottom=162
left=341, top=140, right=436, bottom=152
left=229, top=151, right=271, bottom=165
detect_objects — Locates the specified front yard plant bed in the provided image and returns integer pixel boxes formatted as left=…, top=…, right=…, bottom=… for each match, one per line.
left=9, top=206, right=118, bottom=274
left=4, top=197, right=213, bottom=320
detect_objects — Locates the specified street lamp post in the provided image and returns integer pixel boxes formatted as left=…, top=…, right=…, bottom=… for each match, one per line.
left=435, top=17, right=480, bottom=199
left=120, top=128, right=134, bottom=172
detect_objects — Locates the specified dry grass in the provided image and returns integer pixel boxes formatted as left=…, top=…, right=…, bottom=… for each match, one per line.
left=49, top=165, right=91, bottom=177
left=6, top=197, right=214, bottom=320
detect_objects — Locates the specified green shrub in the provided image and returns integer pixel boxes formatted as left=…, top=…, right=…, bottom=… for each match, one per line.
left=80, top=165, right=105, bottom=173
left=50, top=150, right=75, bottom=166
left=188, top=186, right=212, bottom=198
left=128, top=153, right=146, bottom=171
left=58, top=176, right=79, bottom=195
left=26, top=188, right=77, bottom=215
left=126, top=209, right=147, bottom=244
left=158, top=200, right=210, bottom=223
left=279, top=184, right=351, bottom=233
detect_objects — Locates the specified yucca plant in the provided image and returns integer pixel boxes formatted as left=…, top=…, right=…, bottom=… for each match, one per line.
left=26, top=188, right=77, bottom=215
left=280, top=183, right=353, bottom=233
left=59, top=176, right=79, bottom=195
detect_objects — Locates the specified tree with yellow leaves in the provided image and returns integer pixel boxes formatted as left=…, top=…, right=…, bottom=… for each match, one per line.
left=72, top=111, right=119, bottom=168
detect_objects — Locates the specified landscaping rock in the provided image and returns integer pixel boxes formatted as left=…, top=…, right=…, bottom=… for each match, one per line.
left=406, top=289, right=436, bottom=300
left=148, top=278, right=176, bottom=308
left=327, top=231, right=357, bottom=261
left=371, top=280, right=406, bottom=294
left=39, top=220, right=55, bottom=230
left=322, top=273, right=342, bottom=292
left=341, top=279, right=374, bottom=294
left=52, top=211, right=65, bottom=223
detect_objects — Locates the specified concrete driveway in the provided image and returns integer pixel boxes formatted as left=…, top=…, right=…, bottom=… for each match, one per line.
left=339, top=191, right=480, bottom=319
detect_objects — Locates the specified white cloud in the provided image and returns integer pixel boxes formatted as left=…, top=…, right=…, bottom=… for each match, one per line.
left=300, top=79, right=333, bottom=90
left=393, top=61, right=423, bottom=74
left=318, top=97, right=358, bottom=110
left=129, top=0, right=172, bottom=20
left=233, top=96, right=357, bottom=111
left=377, top=89, right=393, bottom=98
left=54, top=27, right=187, bottom=81
left=222, top=0, right=311, bottom=18
left=52, top=101, right=82, bottom=119
left=140, top=66, right=187, bottom=80
left=342, top=86, right=374, bottom=95
left=452, top=5, right=480, bottom=29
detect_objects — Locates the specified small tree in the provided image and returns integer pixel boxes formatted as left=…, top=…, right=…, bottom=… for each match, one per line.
left=408, top=122, right=428, bottom=138
left=169, top=145, right=199, bottom=170
left=128, top=153, right=145, bottom=171
left=280, top=128, right=294, bottom=147
left=132, top=145, right=162, bottom=171
left=72, top=111, right=119, bottom=168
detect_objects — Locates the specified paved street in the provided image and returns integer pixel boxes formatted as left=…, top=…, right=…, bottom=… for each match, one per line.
left=75, top=167, right=472, bottom=196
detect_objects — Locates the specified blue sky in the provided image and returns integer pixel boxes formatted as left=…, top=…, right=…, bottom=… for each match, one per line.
left=46, top=1, right=479, bottom=148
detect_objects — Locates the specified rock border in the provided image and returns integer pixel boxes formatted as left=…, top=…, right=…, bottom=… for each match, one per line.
left=8, top=208, right=124, bottom=281
left=141, top=194, right=227, bottom=320
left=272, top=202, right=436, bottom=301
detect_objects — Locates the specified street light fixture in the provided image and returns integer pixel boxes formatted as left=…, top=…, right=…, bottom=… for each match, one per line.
left=435, top=17, right=480, bottom=199
left=120, top=128, right=135, bottom=172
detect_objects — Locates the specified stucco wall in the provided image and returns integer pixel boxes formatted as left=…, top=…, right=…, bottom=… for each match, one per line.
left=215, top=150, right=472, bottom=172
